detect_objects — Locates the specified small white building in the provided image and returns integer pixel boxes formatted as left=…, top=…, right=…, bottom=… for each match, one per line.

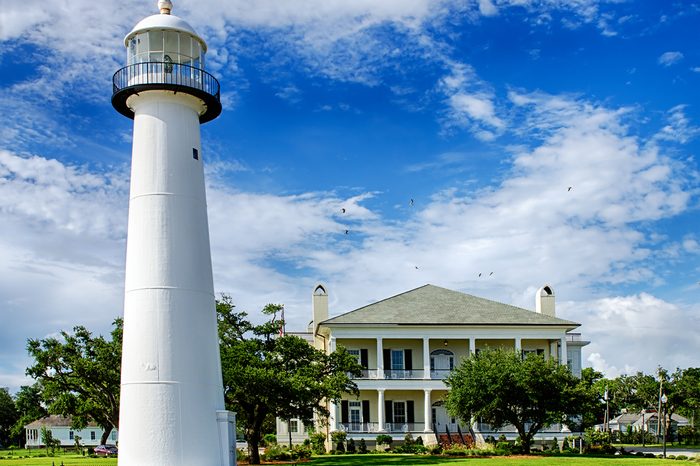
left=25, top=415, right=118, bottom=448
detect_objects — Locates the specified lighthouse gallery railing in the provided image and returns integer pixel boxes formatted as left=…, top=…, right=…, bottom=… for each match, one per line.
left=112, top=62, right=222, bottom=123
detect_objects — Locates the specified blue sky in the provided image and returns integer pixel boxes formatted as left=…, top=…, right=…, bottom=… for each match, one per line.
left=1, top=0, right=699, bottom=393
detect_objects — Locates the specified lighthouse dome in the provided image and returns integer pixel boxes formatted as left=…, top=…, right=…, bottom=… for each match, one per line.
left=124, top=13, right=206, bottom=52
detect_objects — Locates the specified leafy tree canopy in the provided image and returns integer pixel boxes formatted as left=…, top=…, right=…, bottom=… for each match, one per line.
left=9, top=384, right=47, bottom=447
left=217, top=295, right=361, bottom=464
left=26, top=319, right=122, bottom=445
left=445, top=349, right=581, bottom=453
left=0, top=388, right=18, bottom=447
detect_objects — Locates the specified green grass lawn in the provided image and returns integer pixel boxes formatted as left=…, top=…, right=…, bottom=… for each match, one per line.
left=0, top=452, right=691, bottom=466
left=0, top=450, right=117, bottom=466
left=306, top=456, right=682, bottom=466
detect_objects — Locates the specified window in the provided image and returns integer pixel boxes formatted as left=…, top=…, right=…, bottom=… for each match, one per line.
left=391, top=350, right=404, bottom=370
left=393, top=401, right=406, bottom=424
left=69, top=431, right=74, bottom=440
left=347, top=349, right=360, bottom=364
left=523, top=349, right=544, bottom=359
left=111, top=431, right=117, bottom=441
left=349, top=401, right=362, bottom=426
left=289, top=420, right=298, bottom=433
left=91, top=431, right=96, bottom=441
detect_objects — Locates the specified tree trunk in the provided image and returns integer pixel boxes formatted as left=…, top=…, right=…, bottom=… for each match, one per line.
left=248, top=436, right=261, bottom=465
left=100, top=426, right=112, bottom=445
left=515, top=424, right=532, bottom=454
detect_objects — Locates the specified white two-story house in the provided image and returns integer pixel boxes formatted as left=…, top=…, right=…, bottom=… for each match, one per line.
left=277, top=283, right=588, bottom=446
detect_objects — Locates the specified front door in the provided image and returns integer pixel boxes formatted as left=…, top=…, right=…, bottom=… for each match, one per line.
left=432, top=404, right=457, bottom=432
left=430, top=350, right=454, bottom=378
left=349, top=401, right=362, bottom=431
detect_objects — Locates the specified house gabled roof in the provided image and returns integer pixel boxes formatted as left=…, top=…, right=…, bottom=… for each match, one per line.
left=24, top=415, right=99, bottom=429
left=321, top=284, right=579, bottom=328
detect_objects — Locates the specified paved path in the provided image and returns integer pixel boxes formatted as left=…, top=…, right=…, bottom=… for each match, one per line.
left=623, top=447, right=699, bottom=458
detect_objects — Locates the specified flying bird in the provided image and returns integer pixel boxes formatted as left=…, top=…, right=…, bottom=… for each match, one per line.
left=409, top=198, right=414, bottom=206
left=567, top=186, right=572, bottom=192
left=341, top=208, right=346, bottom=213
left=415, top=266, right=419, bottom=270
left=489, top=272, right=494, bottom=276
left=478, top=273, right=482, bottom=277
left=344, top=229, right=349, bottom=235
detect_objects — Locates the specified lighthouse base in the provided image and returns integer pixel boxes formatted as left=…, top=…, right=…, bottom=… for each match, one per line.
left=217, top=410, right=237, bottom=466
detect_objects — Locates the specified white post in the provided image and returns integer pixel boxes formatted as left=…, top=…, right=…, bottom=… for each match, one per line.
left=424, top=389, right=432, bottom=432
left=377, top=337, right=384, bottom=379
left=329, top=401, right=338, bottom=432
left=423, top=337, right=430, bottom=379
left=469, top=338, right=476, bottom=356
left=377, top=389, right=386, bottom=432
left=515, top=337, right=522, bottom=355
left=560, top=336, right=568, bottom=366
left=329, top=336, right=336, bottom=353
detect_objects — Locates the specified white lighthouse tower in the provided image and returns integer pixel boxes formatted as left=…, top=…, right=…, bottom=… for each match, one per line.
left=112, top=1, right=235, bottom=465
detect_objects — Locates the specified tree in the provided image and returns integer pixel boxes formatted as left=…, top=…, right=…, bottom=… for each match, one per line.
left=26, top=319, right=122, bottom=445
left=0, top=388, right=18, bottom=447
left=9, top=384, right=47, bottom=447
left=573, top=367, right=606, bottom=431
left=673, top=368, right=700, bottom=427
left=217, top=296, right=361, bottom=464
left=445, top=349, right=581, bottom=453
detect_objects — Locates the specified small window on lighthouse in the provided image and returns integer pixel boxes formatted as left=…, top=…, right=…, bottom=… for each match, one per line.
left=192, top=148, right=199, bottom=160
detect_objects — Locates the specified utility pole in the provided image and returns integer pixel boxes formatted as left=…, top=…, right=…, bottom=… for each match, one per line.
left=657, top=370, right=663, bottom=444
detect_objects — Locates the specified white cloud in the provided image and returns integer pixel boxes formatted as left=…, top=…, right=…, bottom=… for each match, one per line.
left=658, top=51, right=684, bottom=67
left=438, top=62, right=505, bottom=138
left=654, top=105, right=700, bottom=145
left=479, top=0, right=499, bottom=16
left=570, top=294, right=700, bottom=377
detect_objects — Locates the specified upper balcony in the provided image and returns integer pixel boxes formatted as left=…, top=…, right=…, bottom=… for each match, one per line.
left=112, top=62, right=221, bottom=123
left=353, top=369, right=454, bottom=380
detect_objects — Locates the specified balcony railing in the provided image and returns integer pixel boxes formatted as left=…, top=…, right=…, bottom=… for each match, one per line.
left=112, top=61, right=221, bottom=123
left=429, top=369, right=452, bottom=380
left=384, top=369, right=425, bottom=380
left=338, top=422, right=426, bottom=433
left=351, top=369, right=453, bottom=380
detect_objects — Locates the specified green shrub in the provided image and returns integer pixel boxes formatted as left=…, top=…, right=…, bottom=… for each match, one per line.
left=376, top=434, right=393, bottom=449
left=261, top=433, right=277, bottom=446
left=551, top=437, right=560, bottom=453
left=444, top=444, right=471, bottom=456
left=308, top=432, right=326, bottom=455
left=331, top=430, right=347, bottom=453
left=346, top=438, right=356, bottom=453
left=675, top=455, right=688, bottom=460
left=262, top=444, right=290, bottom=461
left=562, top=437, right=571, bottom=451
left=236, top=448, right=248, bottom=462
left=358, top=438, right=368, bottom=454
left=428, top=444, right=443, bottom=455
left=292, top=445, right=312, bottom=459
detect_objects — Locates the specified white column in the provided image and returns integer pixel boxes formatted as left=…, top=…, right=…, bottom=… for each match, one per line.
left=515, top=337, right=522, bottom=354
left=560, top=336, right=568, bottom=366
left=329, top=401, right=338, bottom=432
left=423, top=337, right=430, bottom=379
left=376, top=337, right=384, bottom=379
left=377, top=389, right=385, bottom=432
left=469, top=338, right=476, bottom=356
left=424, top=389, right=432, bottom=432
left=329, top=336, right=336, bottom=353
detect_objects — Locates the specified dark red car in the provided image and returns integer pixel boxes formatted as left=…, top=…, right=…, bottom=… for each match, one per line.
left=94, top=444, right=118, bottom=456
